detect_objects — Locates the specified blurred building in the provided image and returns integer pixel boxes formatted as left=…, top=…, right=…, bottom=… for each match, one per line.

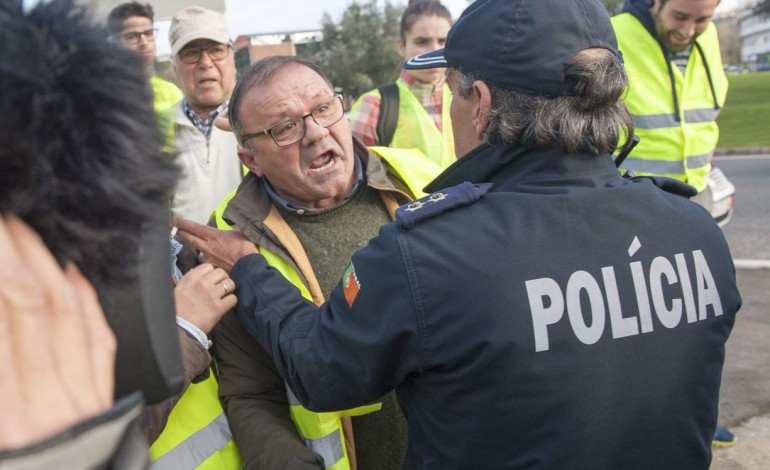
left=715, top=11, right=742, bottom=67
left=233, top=30, right=322, bottom=75
left=739, top=6, right=770, bottom=70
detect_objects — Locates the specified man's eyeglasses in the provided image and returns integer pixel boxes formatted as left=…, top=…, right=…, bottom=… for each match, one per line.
left=240, top=95, right=345, bottom=147
left=178, top=44, right=231, bottom=64
left=119, top=28, right=157, bottom=45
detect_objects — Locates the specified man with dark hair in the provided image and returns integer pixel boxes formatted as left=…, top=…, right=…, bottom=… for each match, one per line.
left=611, top=0, right=726, bottom=194
left=0, top=0, right=235, bottom=466
left=182, top=0, right=740, bottom=467
left=107, top=1, right=182, bottom=113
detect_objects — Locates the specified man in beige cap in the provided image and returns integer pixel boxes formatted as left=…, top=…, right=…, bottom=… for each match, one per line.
left=165, top=6, right=242, bottom=224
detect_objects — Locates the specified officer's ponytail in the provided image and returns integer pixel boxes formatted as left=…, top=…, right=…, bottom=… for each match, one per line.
left=476, top=48, right=635, bottom=156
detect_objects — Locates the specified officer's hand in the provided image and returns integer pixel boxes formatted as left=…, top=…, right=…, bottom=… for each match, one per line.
left=175, top=216, right=258, bottom=273
left=174, top=263, right=237, bottom=334
left=0, top=216, right=115, bottom=450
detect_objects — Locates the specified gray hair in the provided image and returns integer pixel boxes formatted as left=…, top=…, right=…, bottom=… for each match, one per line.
left=457, top=48, right=635, bottom=155
left=230, top=56, right=332, bottom=151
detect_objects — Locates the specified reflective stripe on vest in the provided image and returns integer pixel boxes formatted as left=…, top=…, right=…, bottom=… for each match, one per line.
left=633, top=108, right=720, bottom=129
left=149, top=372, right=241, bottom=469
left=151, top=413, right=232, bottom=469
left=612, top=14, right=727, bottom=192
left=621, top=150, right=713, bottom=175
left=286, top=388, right=344, bottom=467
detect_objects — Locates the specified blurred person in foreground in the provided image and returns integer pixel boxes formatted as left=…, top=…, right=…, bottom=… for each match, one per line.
left=107, top=1, right=182, bottom=114
left=349, top=0, right=455, bottom=168
left=0, top=0, right=235, bottom=467
left=180, top=0, right=741, bottom=467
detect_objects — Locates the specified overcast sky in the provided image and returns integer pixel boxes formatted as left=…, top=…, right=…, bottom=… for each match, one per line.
left=151, top=0, right=471, bottom=56
left=25, top=0, right=749, bottom=56
left=216, top=0, right=743, bottom=38
left=156, top=0, right=744, bottom=56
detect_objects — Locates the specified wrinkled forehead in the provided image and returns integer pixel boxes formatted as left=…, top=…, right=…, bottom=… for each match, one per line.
left=252, top=64, right=334, bottom=108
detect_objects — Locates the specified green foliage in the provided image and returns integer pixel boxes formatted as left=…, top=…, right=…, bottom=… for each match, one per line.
left=302, top=1, right=404, bottom=102
left=717, top=72, right=770, bottom=148
left=755, top=0, right=770, bottom=15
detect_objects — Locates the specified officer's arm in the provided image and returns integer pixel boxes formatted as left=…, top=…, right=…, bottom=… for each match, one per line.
left=231, top=226, right=423, bottom=412
left=212, top=311, right=325, bottom=469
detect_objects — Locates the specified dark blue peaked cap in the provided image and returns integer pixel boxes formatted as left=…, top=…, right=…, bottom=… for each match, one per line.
left=404, top=0, right=620, bottom=97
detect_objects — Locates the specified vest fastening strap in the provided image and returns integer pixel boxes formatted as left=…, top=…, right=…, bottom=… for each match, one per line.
left=150, top=413, right=232, bottom=469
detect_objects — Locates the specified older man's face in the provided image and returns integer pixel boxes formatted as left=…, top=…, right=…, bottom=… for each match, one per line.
left=446, top=69, right=480, bottom=158
left=236, top=63, right=356, bottom=210
left=173, top=39, right=236, bottom=116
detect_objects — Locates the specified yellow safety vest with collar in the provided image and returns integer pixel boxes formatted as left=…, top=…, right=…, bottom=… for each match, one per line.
left=353, top=79, right=456, bottom=169
left=612, top=14, right=728, bottom=192
left=214, top=201, right=379, bottom=470
left=213, top=147, right=438, bottom=469
left=149, top=372, right=241, bottom=469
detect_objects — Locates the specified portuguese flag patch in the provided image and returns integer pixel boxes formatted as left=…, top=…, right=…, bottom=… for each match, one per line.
left=342, top=262, right=361, bottom=307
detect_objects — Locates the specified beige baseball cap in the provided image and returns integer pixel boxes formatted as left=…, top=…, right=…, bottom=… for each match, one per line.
left=169, top=6, right=231, bottom=56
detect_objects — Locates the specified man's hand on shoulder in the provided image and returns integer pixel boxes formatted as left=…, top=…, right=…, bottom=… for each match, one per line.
left=175, top=216, right=258, bottom=273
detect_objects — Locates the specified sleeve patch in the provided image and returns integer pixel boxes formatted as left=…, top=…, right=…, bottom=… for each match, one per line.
left=343, top=262, right=361, bottom=308
left=396, top=182, right=493, bottom=229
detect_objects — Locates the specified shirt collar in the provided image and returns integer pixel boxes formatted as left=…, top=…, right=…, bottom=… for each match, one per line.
left=400, top=69, right=446, bottom=98
left=182, top=99, right=229, bottom=140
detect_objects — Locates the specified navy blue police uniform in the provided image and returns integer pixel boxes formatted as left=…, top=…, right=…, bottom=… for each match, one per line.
left=232, top=141, right=741, bottom=469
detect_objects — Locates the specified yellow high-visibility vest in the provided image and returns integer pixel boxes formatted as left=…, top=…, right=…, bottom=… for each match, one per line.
left=353, top=79, right=456, bottom=169
left=149, top=372, right=241, bottom=469
left=150, top=75, right=182, bottom=115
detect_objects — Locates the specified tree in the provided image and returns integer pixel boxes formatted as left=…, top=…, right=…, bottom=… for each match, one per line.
left=755, top=0, right=770, bottom=15
left=302, top=1, right=404, bottom=102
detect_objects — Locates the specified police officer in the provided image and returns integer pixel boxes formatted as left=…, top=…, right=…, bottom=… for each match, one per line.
left=178, top=0, right=741, bottom=467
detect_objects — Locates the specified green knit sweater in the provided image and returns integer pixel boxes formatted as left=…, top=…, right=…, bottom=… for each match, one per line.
left=276, top=183, right=410, bottom=469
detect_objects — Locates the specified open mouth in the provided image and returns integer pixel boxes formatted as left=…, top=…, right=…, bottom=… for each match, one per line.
left=198, top=78, right=218, bottom=85
left=308, top=151, right=336, bottom=172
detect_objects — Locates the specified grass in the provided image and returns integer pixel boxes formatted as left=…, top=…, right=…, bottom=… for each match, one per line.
left=716, top=71, right=770, bottom=149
